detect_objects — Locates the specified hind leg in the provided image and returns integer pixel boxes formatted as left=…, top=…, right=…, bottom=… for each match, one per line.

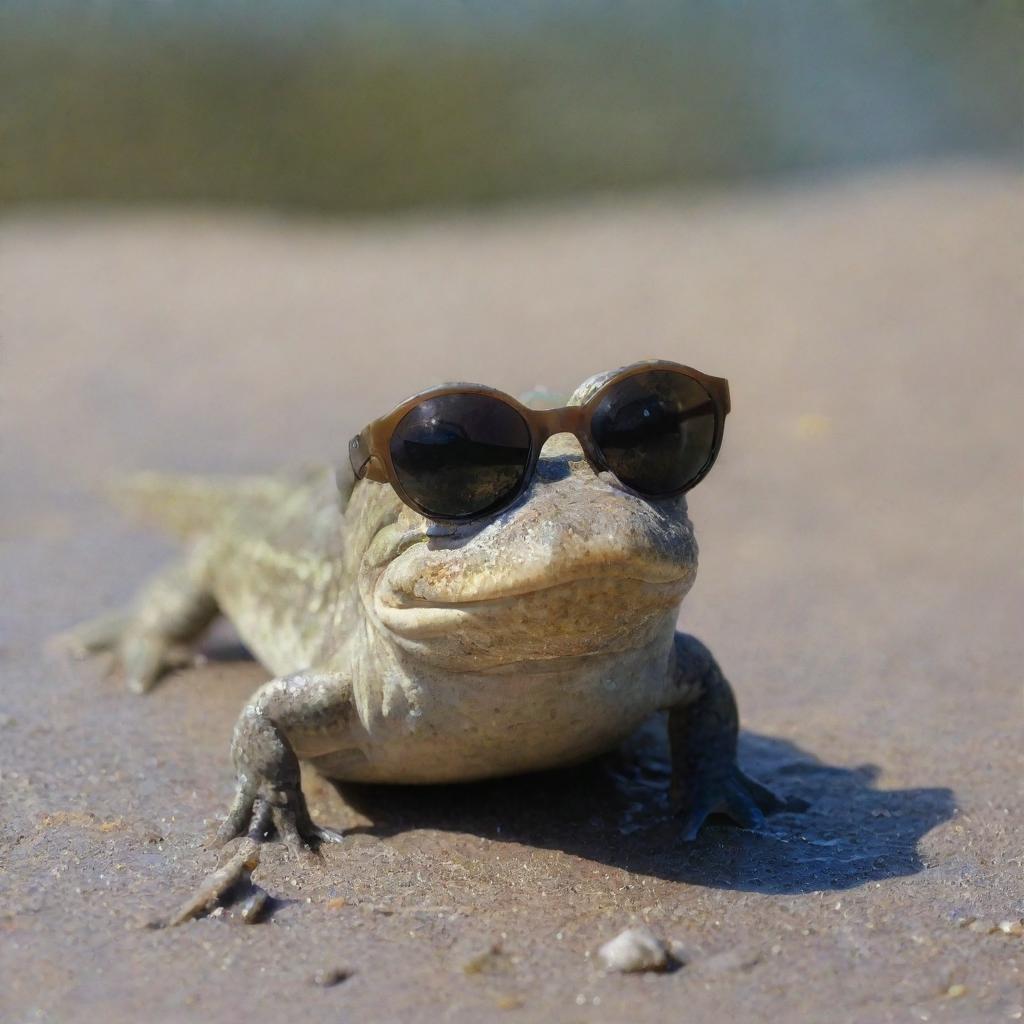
left=67, top=548, right=219, bottom=693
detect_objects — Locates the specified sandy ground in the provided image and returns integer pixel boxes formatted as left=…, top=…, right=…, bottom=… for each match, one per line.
left=1, top=164, right=1021, bottom=1023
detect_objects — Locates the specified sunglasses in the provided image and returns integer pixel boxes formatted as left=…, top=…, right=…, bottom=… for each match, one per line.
left=348, top=360, right=730, bottom=523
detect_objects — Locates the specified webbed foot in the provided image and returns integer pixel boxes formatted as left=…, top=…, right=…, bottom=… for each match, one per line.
left=673, top=766, right=787, bottom=841
left=66, top=615, right=194, bottom=693
left=215, top=781, right=344, bottom=861
left=668, top=632, right=806, bottom=842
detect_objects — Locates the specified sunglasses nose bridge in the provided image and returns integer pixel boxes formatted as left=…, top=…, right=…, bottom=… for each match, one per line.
left=531, top=406, right=589, bottom=447
left=527, top=407, right=596, bottom=484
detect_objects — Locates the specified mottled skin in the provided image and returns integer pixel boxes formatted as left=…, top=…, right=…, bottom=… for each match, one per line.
left=73, top=372, right=785, bottom=859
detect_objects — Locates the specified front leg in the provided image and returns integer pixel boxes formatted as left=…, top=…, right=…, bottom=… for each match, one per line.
left=216, top=671, right=356, bottom=856
left=667, top=632, right=787, bottom=841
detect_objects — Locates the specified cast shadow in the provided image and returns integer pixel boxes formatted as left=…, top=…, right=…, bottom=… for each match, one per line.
left=199, top=621, right=255, bottom=664
left=332, top=717, right=955, bottom=895
left=201, top=639, right=255, bottom=664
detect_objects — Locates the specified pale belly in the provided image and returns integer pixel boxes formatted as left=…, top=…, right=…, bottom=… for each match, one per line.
left=310, top=636, right=677, bottom=784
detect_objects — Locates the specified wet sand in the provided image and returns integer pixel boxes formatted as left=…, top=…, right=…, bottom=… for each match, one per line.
left=1, top=163, right=1021, bottom=1023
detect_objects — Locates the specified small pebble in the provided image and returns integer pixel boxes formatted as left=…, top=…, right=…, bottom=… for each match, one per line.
left=597, top=926, right=670, bottom=973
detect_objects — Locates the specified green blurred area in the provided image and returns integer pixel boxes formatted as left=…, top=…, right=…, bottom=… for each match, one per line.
left=1, top=1, right=1020, bottom=213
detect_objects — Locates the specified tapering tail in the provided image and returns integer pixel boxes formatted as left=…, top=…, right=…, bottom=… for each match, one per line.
left=107, top=471, right=288, bottom=539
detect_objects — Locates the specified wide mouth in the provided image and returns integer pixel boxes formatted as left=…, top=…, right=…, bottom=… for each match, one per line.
left=379, top=572, right=689, bottom=612
left=373, top=572, right=692, bottom=649
left=367, top=476, right=698, bottom=648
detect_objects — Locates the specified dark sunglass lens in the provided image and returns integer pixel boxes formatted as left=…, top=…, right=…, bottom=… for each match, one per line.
left=591, top=370, right=718, bottom=495
left=390, top=394, right=532, bottom=518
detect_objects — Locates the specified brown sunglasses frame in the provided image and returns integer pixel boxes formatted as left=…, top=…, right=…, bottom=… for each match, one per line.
left=348, top=360, right=730, bottom=522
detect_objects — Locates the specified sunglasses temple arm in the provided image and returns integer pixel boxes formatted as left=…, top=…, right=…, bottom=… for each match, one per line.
left=348, top=432, right=373, bottom=479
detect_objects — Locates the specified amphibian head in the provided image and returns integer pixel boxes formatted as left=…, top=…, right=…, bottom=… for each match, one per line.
left=350, top=372, right=700, bottom=672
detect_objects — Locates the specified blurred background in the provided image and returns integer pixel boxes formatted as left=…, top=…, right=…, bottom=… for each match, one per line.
left=1, top=0, right=1020, bottom=213
left=3, top=6, right=1023, bottom=1022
